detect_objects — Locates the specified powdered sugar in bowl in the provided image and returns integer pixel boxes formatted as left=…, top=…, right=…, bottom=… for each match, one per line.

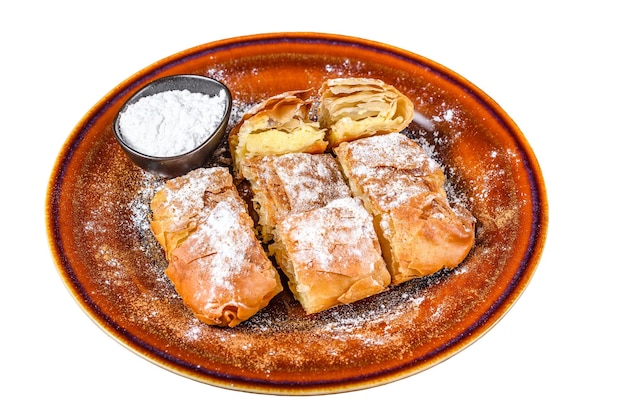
left=113, top=74, right=232, bottom=178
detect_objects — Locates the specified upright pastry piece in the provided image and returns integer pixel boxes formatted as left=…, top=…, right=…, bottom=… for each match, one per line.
left=317, top=78, right=414, bottom=148
left=240, top=152, right=351, bottom=243
left=271, top=197, right=391, bottom=314
left=150, top=167, right=283, bottom=327
left=228, top=89, right=328, bottom=177
left=334, top=132, right=475, bottom=284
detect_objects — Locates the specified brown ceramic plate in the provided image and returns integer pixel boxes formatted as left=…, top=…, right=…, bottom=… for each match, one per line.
left=46, top=33, right=548, bottom=395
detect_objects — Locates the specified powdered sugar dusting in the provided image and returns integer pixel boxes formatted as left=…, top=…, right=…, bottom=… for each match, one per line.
left=339, top=132, right=444, bottom=211
left=347, top=132, right=441, bottom=177
left=180, top=200, right=242, bottom=290
left=272, top=153, right=351, bottom=214
left=278, top=197, right=380, bottom=275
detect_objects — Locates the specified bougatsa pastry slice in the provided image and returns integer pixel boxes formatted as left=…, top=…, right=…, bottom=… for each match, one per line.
left=317, top=77, right=414, bottom=148
left=228, top=89, right=328, bottom=177
left=270, top=197, right=391, bottom=314
left=240, top=152, right=351, bottom=243
left=150, top=167, right=283, bottom=327
left=334, top=132, right=476, bottom=285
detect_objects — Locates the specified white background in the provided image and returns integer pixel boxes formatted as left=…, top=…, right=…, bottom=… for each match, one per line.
left=2, top=1, right=624, bottom=415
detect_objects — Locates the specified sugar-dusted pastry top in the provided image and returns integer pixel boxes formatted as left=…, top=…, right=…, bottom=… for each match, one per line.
left=228, top=89, right=327, bottom=177
left=241, top=152, right=351, bottom=243
left=147, top=78, right=476, bottom=323
left=317, top=77, right=414, bottom=148
left=333, top=131, right=445, bottom=212
left=334, top=132, right=476, bottom=284
left=271, top=197, right=391, bottom=314
left=150, top=167, right=282, bottom=327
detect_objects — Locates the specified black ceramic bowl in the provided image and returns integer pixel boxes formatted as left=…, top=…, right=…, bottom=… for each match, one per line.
left=113, top=74, right=232, bottom=178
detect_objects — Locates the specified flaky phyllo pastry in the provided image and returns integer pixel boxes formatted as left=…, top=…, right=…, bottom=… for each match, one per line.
left=334, top=133, right=476, bottom=285
left=271, top=197, right=391, bottom=315
left=240, top=153, right=389, bottom=314
left=146, top=78, right=476, bottom=325
left=228, top=89, right=327, bottom=177
left=240, top=153, right=351, bottom=243
left=317, top=77, right=414, bottom=148
left=150, top=168, right=283, bottom=327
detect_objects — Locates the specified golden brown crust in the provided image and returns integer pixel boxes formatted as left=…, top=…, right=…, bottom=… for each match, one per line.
left=149, top=79, right=476, bottom=321
left=270, top=197, right=391, bottom=314
left=334, top=132, right=475, bottom=284
left=228, top=89, right=328, bottom=177
left=318, top=78, right=414, bottom=148
left=382, top=193, right=476, bottom=281
left=150, top=168, right=282, bottom=327
left=240, top=153, right=388, bottom=315
left=240, top=153, right=351, bottom=243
